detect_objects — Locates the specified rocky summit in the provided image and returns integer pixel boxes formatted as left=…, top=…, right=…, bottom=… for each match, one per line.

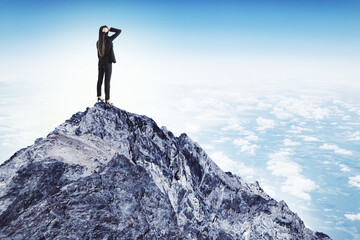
left=0, top=103, right=331, bottom=239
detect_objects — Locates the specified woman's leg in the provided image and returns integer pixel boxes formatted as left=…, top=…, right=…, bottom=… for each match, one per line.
left=97, top=64, right=105, bottom=97
left=104, top=63, right=112, bottom=101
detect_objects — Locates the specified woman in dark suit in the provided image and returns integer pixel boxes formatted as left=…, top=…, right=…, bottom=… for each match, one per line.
left=96, top=25, right=121, bottom=108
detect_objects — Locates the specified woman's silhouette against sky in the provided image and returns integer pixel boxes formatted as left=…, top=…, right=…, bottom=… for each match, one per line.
left=96, top=25, right=121, bottom=108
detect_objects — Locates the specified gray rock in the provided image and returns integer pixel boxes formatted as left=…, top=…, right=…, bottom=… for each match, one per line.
left=0, top=103, right=331, bottom=239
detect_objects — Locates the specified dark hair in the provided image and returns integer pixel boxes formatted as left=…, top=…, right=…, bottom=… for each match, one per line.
left=97, top=25, right=108, bottom=57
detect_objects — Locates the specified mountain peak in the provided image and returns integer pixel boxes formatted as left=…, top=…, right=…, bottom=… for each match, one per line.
left=0, top=103, right=331, bottom=239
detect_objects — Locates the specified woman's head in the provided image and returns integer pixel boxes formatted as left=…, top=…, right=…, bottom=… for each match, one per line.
left=99, top=25, right=109, bottom=35
left=97, top=25, right=108, bottom=57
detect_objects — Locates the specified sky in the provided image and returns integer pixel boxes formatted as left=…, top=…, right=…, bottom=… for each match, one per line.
left=1, top=0, right=360, bottom=239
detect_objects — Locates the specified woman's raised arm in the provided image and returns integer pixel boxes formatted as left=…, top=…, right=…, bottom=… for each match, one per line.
left=109, top=27, right=121, bottom=41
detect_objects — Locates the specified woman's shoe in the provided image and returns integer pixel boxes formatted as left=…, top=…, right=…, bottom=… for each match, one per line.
left=105, top=101, right=113, bottom=109
left=97, top=97, right=104, bottom=103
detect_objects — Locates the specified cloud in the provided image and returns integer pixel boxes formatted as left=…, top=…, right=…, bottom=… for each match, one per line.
left=345, top=213, right=360, bottom=221
left=298, top=135, right=320, bottom=142
left=271, top=106, right=294, bottom=120
left=244, top=134, right=259, bottom=141
left=321, top=161, right=351, bottom=172
left=221, top=120, right=259, bottom=141
left=288, top=125, right=312, bottom=134
left=283, top=139, right=301, bottom=146
left=233, top=138, right=259, bottom=154
left=258, top=181, right=277, bottom=198
left=281, top=176, right=317, bottom=200
left=256, top=117, right=275, bottom=131
left=349, top=175, right=360, bottom=188
left=236, top=105, right=257, bottom=112
left=334, top=100, right=360, bottom=116
left=213, top=137, right=231, bottom=143
left=256, top=102, right=273, bottom=110
left=210, top=151, right=254, bottom=177
left=185, top=123, right=200, bottom=134
left=200, top=144, right=213, bottom=150
left=271, top=97, right=330, bottom=120
left=349, top=131, right=360, bottom=141
left=267, top=149, right=317, bottom=200
left=221, top=119, right=244, bottom=131
left=338, top=163, right=351, bottom=172
left=334, top=226, right=360, bottom=240
left=320, top=143, right=352, bottom=155
left=338, top=126, right=353, bottom=130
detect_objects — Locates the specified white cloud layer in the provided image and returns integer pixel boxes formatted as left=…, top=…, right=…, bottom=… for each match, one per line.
left=345, top=213, right=360, bottom=221
left=256, top=117, right=275, bottom=132
left=288, top=125, right=312, bottom=134
left=271, top=97, right=330, bottom=120
left=271, top=106, right=294, bottom=120
left=298, top=135, right=320, bottom=142
left=221, top=119, right=244, bottom=131
left=244, top=134, right=259, bottom=142
left=233, top=138, right=259, bottom=154
left=349, top=175, right=360, bottom=188
left=349, top=131, right=360, bottom=141
left=210, top=151, right=254, bottom=178
left=213, top=137, right=231, bottom=143
left=267, top=149, right=317, bottom=200
left=283, top=139, right=301, bottom=146
left=337, top=163, right=351, bottom=172
left=320, top=143, right=352, bottom=155
left=258, top=180, right=277, bottom=198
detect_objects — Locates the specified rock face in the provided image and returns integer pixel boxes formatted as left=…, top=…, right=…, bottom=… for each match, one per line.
left=0, top=103, right=331, bottom=239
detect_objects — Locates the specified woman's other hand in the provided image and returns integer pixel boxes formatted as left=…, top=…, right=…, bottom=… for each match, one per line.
left=102, top=27, right=109, bottom=33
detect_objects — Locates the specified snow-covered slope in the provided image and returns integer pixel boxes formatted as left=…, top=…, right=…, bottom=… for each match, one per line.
left=0, top=103, right=331, bottom=239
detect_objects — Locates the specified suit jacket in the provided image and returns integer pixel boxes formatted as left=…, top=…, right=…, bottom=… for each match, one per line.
left=97, top=27, right=121, bottom=65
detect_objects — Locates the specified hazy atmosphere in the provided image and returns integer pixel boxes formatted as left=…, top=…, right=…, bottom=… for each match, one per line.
left=1, top=0, right=360, bottom=239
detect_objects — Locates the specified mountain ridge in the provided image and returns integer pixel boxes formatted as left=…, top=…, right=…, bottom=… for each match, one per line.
left=0, top=103, right=331, bottom=239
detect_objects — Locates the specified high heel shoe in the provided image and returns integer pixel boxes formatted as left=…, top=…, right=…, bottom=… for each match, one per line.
left=105, top=101, right=113, bottom=109
left=97, top=97, right=104, bottom=103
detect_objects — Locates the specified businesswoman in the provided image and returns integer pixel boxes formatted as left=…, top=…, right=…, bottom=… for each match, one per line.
left=96, top=25, right=121, bottom=108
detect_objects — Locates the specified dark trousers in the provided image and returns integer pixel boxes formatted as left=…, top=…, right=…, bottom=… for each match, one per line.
left=97, top=62, right=112, bottom=100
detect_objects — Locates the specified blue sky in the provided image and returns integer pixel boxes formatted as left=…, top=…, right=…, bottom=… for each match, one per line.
left=2, top=0, right=360, bottom=57
left=1, top=0, right=360, bottom=239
